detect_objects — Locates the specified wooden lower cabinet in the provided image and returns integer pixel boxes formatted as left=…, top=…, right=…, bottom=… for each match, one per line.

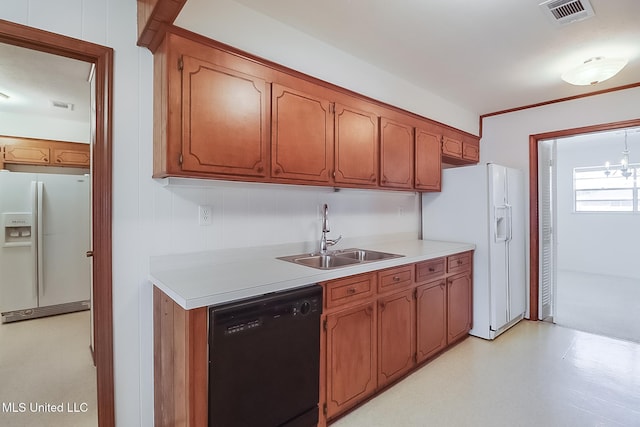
left=377, top=288, right=415, bottom=387
left=321, top=251, right=473, bottom=424
left=325, top=301, right=377, bottom=418
left=416, top=279, right=447, bottom=363
left=447, top=271, right=473, bottom=344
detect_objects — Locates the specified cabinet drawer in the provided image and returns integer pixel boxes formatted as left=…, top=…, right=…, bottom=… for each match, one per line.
left=325, top=273, right=376, bottom=309
left=447, top=252, right=472, bottom=274
left=415, top=258, right=445, bottom=283
left=377, top=265, right=413, bottom=293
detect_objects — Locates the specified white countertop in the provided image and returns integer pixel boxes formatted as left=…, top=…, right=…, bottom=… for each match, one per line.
left=149, top=238, right=475, bottom=309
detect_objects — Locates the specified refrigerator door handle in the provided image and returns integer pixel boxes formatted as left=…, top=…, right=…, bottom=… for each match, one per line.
left=506, top=203, right=513, bottom=242
left=37, top=181, right=44, bottom=297
left=30, top=181, right=39, bottom=301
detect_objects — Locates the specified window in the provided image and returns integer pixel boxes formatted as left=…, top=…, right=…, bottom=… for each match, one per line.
left=574, top=165, right=640, bottom=212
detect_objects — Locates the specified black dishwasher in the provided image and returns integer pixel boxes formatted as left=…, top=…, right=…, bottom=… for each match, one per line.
left=208, top=284, right=323, bottom=427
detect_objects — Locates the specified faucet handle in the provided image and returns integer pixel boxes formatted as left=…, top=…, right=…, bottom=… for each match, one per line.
left=327, top=235, right=342, bottom=247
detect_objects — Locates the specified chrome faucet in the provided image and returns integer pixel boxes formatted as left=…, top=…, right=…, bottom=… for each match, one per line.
left=320, top=203, right=342, bottom=255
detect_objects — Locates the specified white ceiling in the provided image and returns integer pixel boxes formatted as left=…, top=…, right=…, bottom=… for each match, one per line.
left=181, top=0, right=640, bottom=116
left=1, top=0, right=637, bottom=130
left=0, top=43, right=91, bottom=124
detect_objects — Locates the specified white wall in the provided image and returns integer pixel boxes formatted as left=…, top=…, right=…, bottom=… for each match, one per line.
left=481, top=86, right=640, bottom=314
left=555, top=131, right=640, bottom=279
left=0, top=111, right=89, bottom=142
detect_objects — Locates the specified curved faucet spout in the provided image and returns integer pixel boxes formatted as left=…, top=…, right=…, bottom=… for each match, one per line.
left=320, top=204, right=341, bottom=254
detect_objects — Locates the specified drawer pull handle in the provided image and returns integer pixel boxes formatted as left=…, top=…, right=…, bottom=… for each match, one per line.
left=428, top=267, right=435, bottom=272
left=347, top=287, right=356, bottom=294
left=393, top=276, right=401, bottom=282
left=457, top=259, right=463, bottom=265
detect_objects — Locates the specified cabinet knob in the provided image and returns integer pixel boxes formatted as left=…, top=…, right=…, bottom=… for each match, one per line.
left=379, top=301, right=386, bottom=310
left=393, top=276, right=401, bottom=282
left=274, top=168, right=281, bottom=175
left=257, top=166, right=264, bottom=173
left=428, top=267, right=435, bottom=272
left=457, top=259, right=463, bottom=265
left=347, top=287, right=356, bottom=295
left=56, top=159, right=61, bottom=163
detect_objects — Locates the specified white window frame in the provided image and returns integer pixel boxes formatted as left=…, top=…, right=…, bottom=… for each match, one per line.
left=573, top=164, right=640, bottom=213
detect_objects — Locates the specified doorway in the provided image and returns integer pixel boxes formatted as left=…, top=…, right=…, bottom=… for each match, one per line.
left=0, top=20, right=114, bottom=426
left=533, top=123, right=640, bottom=343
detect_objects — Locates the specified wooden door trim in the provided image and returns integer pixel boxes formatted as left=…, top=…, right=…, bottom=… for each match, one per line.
left=528, top=118, right=640, bottom=320
left=0, top=19, right=114, bottom=426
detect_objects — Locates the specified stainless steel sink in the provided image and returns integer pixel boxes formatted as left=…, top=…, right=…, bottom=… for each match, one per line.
left=334, top=249, right=402, bottom=262
left=278, top=248, right=403, bottom=270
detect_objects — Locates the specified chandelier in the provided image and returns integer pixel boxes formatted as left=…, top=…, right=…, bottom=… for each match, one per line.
left=604, top=130, right=632, bottom=179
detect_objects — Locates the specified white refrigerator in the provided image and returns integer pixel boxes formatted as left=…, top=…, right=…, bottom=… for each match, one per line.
left=422, top=163, right=526, bottom=340
left=0, top=171, right=91, bottom=323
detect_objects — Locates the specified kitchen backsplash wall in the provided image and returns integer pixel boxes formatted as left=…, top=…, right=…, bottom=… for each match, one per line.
left=150, top=179, right=421, bottom=255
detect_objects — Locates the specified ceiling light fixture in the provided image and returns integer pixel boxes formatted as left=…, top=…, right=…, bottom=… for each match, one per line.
left=561, top=57, right=628, bottom=86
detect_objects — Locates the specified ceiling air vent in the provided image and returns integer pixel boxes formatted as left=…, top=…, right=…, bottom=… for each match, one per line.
left=539, top=0, right=595, bottom=26
left=51, top=100, right=75, bottom=111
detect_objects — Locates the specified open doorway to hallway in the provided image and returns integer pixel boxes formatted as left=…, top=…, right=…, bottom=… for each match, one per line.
left=538, top=127, right=640, bottom=343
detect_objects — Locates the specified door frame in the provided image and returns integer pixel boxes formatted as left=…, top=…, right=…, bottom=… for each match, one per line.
left=528, top=118, right=640, bottom=320
left=0, top=19, right=114, bottom=426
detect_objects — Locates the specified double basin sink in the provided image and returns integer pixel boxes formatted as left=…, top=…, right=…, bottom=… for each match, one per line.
left=278, top=248, right=404, bottom=270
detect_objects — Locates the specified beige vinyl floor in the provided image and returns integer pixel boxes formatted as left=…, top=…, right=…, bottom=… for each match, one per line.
left=0, top=310, right=97, bottom=427
left=1, top=295, right=639, bottom=426
left=555, top=270, right=640, bottom=343
left=333, top=320, right=640, bottom=427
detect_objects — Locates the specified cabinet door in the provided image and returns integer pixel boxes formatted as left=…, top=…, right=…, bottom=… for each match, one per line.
left=181, top=55, right=269, bottom=177
left=442, top=135, right=462, bottom=159
left=463, top=139, right=479, bottom=162
left=377, top=289, right=415, bottom=387
left=334, top=103, right=378, bottom=186
left=53, top=146, right=90, bottom=167
left=326, top=302, right=377, bottom=418
left=416, top=280, right=447, bottom=363
left=271, top=84, right=333, bottom=183
left=415, top=127, right=442, bottom=191
left=447, top=272, right=472, bottom=344
left=380, top=117, right=413, bottom=189
left=4, top=145, right=50, bottom=165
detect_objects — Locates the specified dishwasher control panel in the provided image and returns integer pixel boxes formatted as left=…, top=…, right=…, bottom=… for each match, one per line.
left=212, top=285, right=322, bottom=337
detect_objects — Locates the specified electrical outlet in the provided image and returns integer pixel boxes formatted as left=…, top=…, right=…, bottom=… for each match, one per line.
left=199, top=205, right=213, bottom=226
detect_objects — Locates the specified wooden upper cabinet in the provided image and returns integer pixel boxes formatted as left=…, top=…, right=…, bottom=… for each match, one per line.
left=462, top=136, right=480, bottom=162
left=180, top=55, right=269, bottom=177
left=1, top=136, right=90, bottom=168
left=52, top=146, right=90, bottom=167
left=4, top=145, right=50, bottom=165
left=415, top=127, right=442, bottom=191
left=442, top=131, right=480, bottom=165
left=334, top=103, right=378, bottom=187
left=271, top=84, right=333, bottom=183
left=379, top=117, right=414, bottom=189
left=442, top=134, right=462, bottom=159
